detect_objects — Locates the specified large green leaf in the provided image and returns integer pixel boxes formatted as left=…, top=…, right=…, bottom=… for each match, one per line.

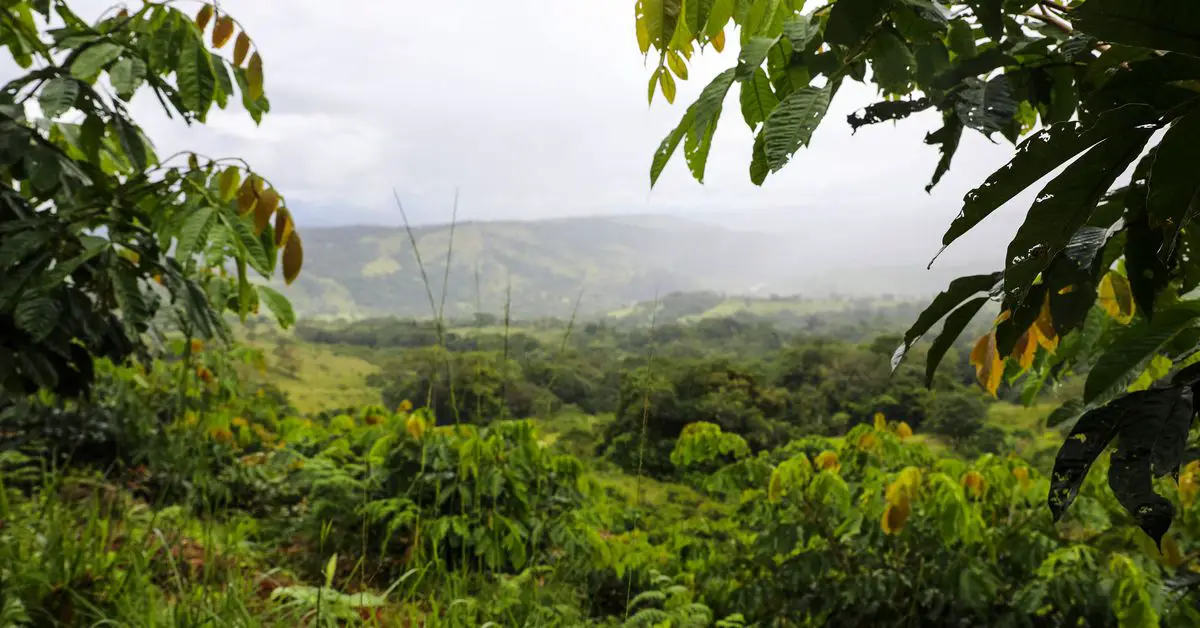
left=1004, top=125, right=1155, bottom=303
left=781, top=14, right=817, bottom=50
left=14, top=293, right=60, bottom=342
left=869, top=32, right=916, bottom=95
left=1147, top=107, right=1200, bottom=247
left=110, top=267, right=150, bottom=333
left=256, top=285, right=295, bottom=328
left=942, top=105, right=1155, bottom=249
left=892, top=272, right=1001, bottom=371
left=650, top=109, right=694, bottom=187
left=177, top=30, right=216, bottom=115
left=680, top=68, right=737, bottom=182
left=221, top=212, right=272, bottom=276
left=704, top=0, right=734, bottom=37
left=762, top=83, right=831, bottom=172
left=846, top=97, right=932, bottom=130
left=954, top=75, right=1016, bottom=136
left=924, top=296, right=988, bottom=386
left=1073, top=0, right=1200, bottom=59
left=749, top=131, right=768, bottom=185
left=1083, top=303, right=1200, bottom=405
left=176, top=206, right=216, bottom=264
left=69, top=42, right=122, bottom=80
left=1124, top=200, right=1173, bottom=320
left=924, top=111, right=962, bottom=192
left=37, top=77, right=78, bottom=118
left=965, top=0, right=1003, bottom=40
left=736, top=36, right=781, bottom=80
left=1107, top=385, right=1193, bottom=547
left=113, top=115, right=147, bottom=171
left=739, top=68, right=779, bottom=130
left=825, top=0, right=889, bottom=48
left=109, top=57, right=147, bottom=99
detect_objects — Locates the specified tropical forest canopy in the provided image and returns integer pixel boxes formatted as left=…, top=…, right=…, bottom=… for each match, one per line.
left=3, top=0, right=1200, bottom=625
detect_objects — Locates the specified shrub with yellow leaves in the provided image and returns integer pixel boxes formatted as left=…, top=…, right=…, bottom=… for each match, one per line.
left=814, top=450, right=840, bottom=473
left=961, top=470, right=987, bottom=499
left=882, top=467, right=922, bottom=535
left=895, top=421, right=913, bottom=441
left=406, top=414, right=427, bottom=441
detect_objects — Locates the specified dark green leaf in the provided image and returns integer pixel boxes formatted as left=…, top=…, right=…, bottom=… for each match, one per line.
left=256, top=285, right=295, bottom=328
left=1003, top=126, right=1155, bottom=302
left=1048, top=395, right=1131, bottom=520
left=739, top=68, right=779, bottom=130
left=925, top=296, right=988, bottom=386
left=221, top=212, right=271, bottom=276
left=825, top=0, right=890, bottom=48
left=870, top=32, right=916, bottom=95
left=933, top=48, right=1013, bottom=90
left=1108, top=386, right=1193, bottom=547
left=924, top=110, right=962, bottom=192
left=113, top=115, right=147, bottom=170
left=1147, top=107, right=1200, bottom=250
left=965, top=0, right=1003, bottom=40
left=705, top=0, right=735, bottom=37
left=110, top=267, right=150, bottom=332
left=69, top=42, right=122, bottom=80
left=749, top=131, right=768, bottom=185
left=947, top=19, right=976, bottom=58
left=178, top=31, right=216, bottom=116
left=177, top=206, right=216, bottom=263
left=892, top=272, right=1002, bottom=370
left=37, top=77, right=78, bottom=118
left=682, top=69, right=737, bottom=182
left=847, top=97, right=931, bottom=130
left=1084, top=303, right=1200, bottom=404
left=0, top=229, right=49, bottom=269
left=14, top=293, right=60, bottom=342
left=762, top=83, right=831, bottom=172
left=109, top=57, right=147, bottom=99
left=1125, top=200, right=1174, bottom=320
left=781, top=14, right=817, bottom=50
left=914, top=40, right=949, bottom=86
left=954, top=75, right=1017, bottom=136
left=650, top=109, right=694, bottom=187
left=1073, top=0, right=1200, bottom=59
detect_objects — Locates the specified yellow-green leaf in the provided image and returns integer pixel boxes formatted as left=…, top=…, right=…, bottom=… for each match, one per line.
left=246, top=52, right=264, bottom=101
left=635, top=3, right=651, bottom=53
left=282, top=231, right=303, bottom=284
left=712, top=29, right=726, bottom=52
left=218, top=167, right=240, bottom=202
left=667, top=50, right=688, bottom=79
left=647, top=68, right=660, bottom=105
left=212, top=16, right=235, bottom=48
left=254, top=188, right=279, bottom=235
left=660, top=68, right=677, bottom=103
left=233, top=32, right=251, bottom=66
left=1099, top=271, right=1136, bottom=324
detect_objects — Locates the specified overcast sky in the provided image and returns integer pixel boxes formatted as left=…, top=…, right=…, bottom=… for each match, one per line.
left=46, top=1, right=1041, bottom=270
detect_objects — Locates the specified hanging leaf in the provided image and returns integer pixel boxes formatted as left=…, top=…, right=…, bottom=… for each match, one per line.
left=739, top=68, right=779, bottom=130
left=1124, top=205, right=1174, bottom=319
left=274, top=207, right=294, bottom=247
left=14, top=293, right=60, bottom=342
left=237, top=176, right=259, bottom=215
left=869, top=32, right=916, bottom=95
left=1011, top=330, right=1037, bottom=371
left=254, top=188, right=279, bottom=234
left=38, top=77, right=78, bottom=118
left=970, top=331, right=1004, bottom=396
left=233, top=32, right=251, bottom=66
left=222, top=213, right=271, bottom=276
left=255, top=285, right=295, bottom=328
left=1048, top=398, right=1129, bottom=521
left=762, top=84, right=831, bottom=172
left=847, top=98, right=932, bottom=131
left=749, top=131, right=768, bottom=185
left=712, top=29, right=726, bottom=52
left=1073, top=0, right=1200, bottom=59
left=893, top=272, right=1002, bottom=370
left=218, top=167, right=241, bottom=202
left=113, top=115, right=147, bottom=171
left=1004, top=126, right=1155, bottom=303
left=964, top=0, right=1003, bottom=41
left=282, top=231, right=303, bottom=285
left=650, top=109, right=694, bottom=187
left=1147, top=108, right=1200, bottom=247
left=69, top=42, right=122, bottom=80
left=660, top=67, right=677, bottom=103
left=705, top=0, right=733, bottom=38
left=924, top=111, right=962, bottom=192
left=782, top=14, right=817, bottom=50
left=1083, top=303, right=1200, bottom=405
left=247, top=52, right=264, bottom=101
left=195, top=4, right=214, bottom=31
left=666, top=50, right=688, bottom=79
left=736, top=36, right=781, bottom=80
left=178, top=32, right=216, bottom=115
left=925, top=296, right=988, bottom=386
left=954, top=75, right=1017, bottom=136
left=1099, top=271, right=1136, bottom=324
left=212, top=16, right=235, bottom=48
left=1108, top=385, right=1193, bottom=547
left=825, top=0, right=889, bottom=48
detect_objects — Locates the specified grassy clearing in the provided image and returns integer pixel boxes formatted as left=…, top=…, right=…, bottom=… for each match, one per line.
left=243, top=335, right=382, bottom=413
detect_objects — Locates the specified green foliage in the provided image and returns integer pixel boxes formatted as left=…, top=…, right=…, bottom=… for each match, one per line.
left=633, top=0, right=1200, bottom=534
left=0, top=0, right=301, bottom=398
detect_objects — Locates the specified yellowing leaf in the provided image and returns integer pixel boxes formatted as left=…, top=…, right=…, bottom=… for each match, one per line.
left=647, top=70, right=659, bottom=105
left=1033, top=293, right=1058, bottom=352
left=406, top=414, right=426, bottom=440
left=970, top=331, right=1004, bottom=396
left=233, top=32, right=251, bottom=67
left=217, top=167, right=240, bottom=202
left=660, top=68, right=677, bottom=104
left=1180, top=462, right=1200, bottom=507
left=667, top=50, right=688, bottom=80
left=873, top=412, right=887, bottom=431
left=236, top=176, right=258, bottom=215
left=857, top=431, right=877, bottom=450
left=247, top=52, right=264, bottom=101
left=962, top=470, right=987, bottom=498
left=1099, top=271, right=1136, bottom=324
left=1010, top=330, right=1037, bottom=370
left=995, top=309, right=1012, bottom=325
left=282, top=231, right=303, bottom=284
left=814, top=450, right=840, bottom=472
left=768, top=468, right=784, bottom=502
left=635, top=4, right=650, bottom=54
left=212, top=16, right=235, bottom=48
left=274, top=208, right=293, bottom=248
left=1012, top=465, right=1032, bottom=492
left=195, top=4, right=213, bottom=31
left=881, top=499, right=910, bottom=535
left=896, top=421, right=913, bottom=440
left=254, top=188, right=279, bottom=235
left=712, top=29, right=726, bottom=52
